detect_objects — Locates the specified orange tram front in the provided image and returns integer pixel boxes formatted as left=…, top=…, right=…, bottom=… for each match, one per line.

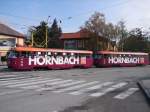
left=7, top=47, right=93, bottom=70
left=94, top=51, right=149, bottom=67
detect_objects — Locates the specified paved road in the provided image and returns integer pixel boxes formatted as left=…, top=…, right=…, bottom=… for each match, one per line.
left=0, top=66, right=150, bottom=112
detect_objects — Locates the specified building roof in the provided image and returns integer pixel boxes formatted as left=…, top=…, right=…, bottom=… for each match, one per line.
left=0, top=23, right=24, bottom=38
left=61, top=30, right=90, bottom=39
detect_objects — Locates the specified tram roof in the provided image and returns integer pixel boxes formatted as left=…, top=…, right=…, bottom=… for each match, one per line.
left=12, top=47, right=93, bottom=54
left=96, top=51, right=148, bottom=55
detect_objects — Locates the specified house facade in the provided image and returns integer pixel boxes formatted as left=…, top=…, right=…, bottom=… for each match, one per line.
left=0, top=23, right=24, bottom=64
left=61, top=30, right=90, bottom=50
left=61, top=30, right=115, bottom=51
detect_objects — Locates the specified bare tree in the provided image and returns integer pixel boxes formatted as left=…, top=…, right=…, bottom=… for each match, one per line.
left=81, top=12, right=121, bottom=51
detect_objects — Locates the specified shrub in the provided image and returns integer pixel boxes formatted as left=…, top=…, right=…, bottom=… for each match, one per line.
left=1, top=56, right=7, bottom=62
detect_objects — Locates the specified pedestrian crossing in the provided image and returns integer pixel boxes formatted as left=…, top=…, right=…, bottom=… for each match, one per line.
left=0, top=77, right=139, bottom=100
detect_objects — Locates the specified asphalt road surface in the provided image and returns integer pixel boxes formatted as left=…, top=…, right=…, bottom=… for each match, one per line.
left=0, top=66, right=150, bottom=112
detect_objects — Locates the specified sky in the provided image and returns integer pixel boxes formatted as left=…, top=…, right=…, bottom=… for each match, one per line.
left=0, top=0, right=150, bottom=34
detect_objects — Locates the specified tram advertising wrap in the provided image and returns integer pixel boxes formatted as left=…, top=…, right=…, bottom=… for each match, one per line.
left=7, top=47, right=92, bottom=70
left=7, top=47, right=149, bottom=70
left=94, top=51, right=149, bottom=67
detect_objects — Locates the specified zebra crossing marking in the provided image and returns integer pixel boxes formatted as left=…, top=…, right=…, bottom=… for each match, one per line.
left=114, top=88, right=139, bottom=99
left=36, top=80, right=86, bottom=92
left=53, top=81, right=99, bottom=93
left=20, top=79, right=64, bottom=89
left=0, top=76, right=33, bottom=81
left=21, top=79, right=72, bottom=89
left=69, top=82, right=114, bottom=95
left=0, top=77, right=41, bottom=84
left=7, top=78, right=62, bottom=88
left=90, top=82, right=128, bottom=97
left=0, top=77, right=135, bottom=100
left=0, top=90, right=24, bottom=96
left=0, top=77, right=50, bottom=86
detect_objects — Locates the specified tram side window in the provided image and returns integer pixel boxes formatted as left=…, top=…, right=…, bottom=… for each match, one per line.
left=93, top=54, right=103, bottom=59
left=79, top=54, right=85, bottom=58
left=104, top=54, right=109, bottom=58
left=8, top=51, right=20, bottom=58
left=85, top=54, right=92, bottom=58
left=20, top=51, right=35, bottom=58
left=20, top=52, right=28, bottom=58
left=74, top=53, right=79, bottom=58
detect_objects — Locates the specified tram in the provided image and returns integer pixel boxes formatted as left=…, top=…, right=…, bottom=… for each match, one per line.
left=94, top=51, right=149, bottom=67
left=7, top=47, right=93, bottom=70
left=149, top=53, right=150, bottom=64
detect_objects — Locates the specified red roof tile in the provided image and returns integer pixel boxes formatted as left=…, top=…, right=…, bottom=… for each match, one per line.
left=61, top=30, right=90, bottom=39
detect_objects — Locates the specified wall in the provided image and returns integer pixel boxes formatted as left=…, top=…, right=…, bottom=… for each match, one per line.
left=0, top=35, right=24, bottom=65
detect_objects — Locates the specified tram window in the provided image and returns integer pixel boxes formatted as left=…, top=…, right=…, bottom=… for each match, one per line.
left=86, top=55, right=92, bottom=58
left=94, top=54, right=97, bottom=59
left=94, top=54, right=102, bottom=59
left=110, top=54, right=113, bottom=57
left=37, top=52, right=41, bottom=55
left=47, top=52, right=51, bottom=56
left=19, top=52, right=28, bottom=58
left=74, top=53, right=79, bottom=58
left=51, top=52, right=57, bottom=58
left=41, top=52, right=46, bottom=56
left=8, top=51, right=19, bottom=58
left=80, top=54, right=85, bottom=58
left=54, top=52, right=57, bottom=55
left=104, top=54, right=109, bottom=58
left=30, top=52, right=36, bottom=57
left=56, top=52, right=62, bottom=56
left=71, top=53, right=74, bottom=56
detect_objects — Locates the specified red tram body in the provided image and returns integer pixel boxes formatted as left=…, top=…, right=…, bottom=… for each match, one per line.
left=7, top=47, right=149, bottom=70
left=7, top=47, right=93, bottom=70
left=94, top=51, right=149, bottom=67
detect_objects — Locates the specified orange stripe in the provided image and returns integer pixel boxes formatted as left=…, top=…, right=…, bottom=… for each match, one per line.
left=13, top=47, right=93, bottom=54
left=97, top=51, right=148, bottom=55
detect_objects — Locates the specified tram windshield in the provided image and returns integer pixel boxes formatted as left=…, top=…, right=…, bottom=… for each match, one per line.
left=8, top=51, right=19, bottom=58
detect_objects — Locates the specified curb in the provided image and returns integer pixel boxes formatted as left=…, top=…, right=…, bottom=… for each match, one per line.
left=137, top=81, right=150, bottom=103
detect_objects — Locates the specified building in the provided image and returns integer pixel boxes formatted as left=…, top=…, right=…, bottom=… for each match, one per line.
left=61, top=30, right=90, bottom=50
left=0, top=23, right=25, bottom=64
left=61, top=30, right=115, bottom=51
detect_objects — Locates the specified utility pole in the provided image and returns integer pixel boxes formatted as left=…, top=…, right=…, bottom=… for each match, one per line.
left=46, top=16, right=50, bottom=48
left=45, top=26, right=48, bottom=48
left=31, top=32, right=34, bottom=47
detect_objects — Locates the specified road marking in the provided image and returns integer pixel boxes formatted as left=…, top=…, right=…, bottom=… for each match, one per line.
left=46, top=79, right=73, bottom=85
left=0, top=90, right=24, bottom=96
left=18, top=79, right=63, bottom=89
left=7, top=79, right=62, bottom=88
left=114, top=88, right=139, bottom=99
left=0, top=76, right=33, bottom=81
left=0, top=77, right=42, bottom=84
left=69, top=82, right=114, bottom=95
left=36, top=80, right=86, bottom=92
left=21, top=79, right=72, bottom=89
left=53, top=81, right=99, bottom=93
left=90, top=82, right=128, bottom=97
left=0, top=77, right=50, bottom=86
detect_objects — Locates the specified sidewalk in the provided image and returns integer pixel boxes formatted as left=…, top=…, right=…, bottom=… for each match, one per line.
left=137, top=79, right=150, bottom=102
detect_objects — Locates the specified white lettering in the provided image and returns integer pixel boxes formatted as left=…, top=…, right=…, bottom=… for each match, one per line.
left=108, top=57, right=140, bottom=64
left=37, top=56, right=46, bottom=65
left=29, top=56, right=36, bottom=65
left=28, top=55, right=81, bottom=65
